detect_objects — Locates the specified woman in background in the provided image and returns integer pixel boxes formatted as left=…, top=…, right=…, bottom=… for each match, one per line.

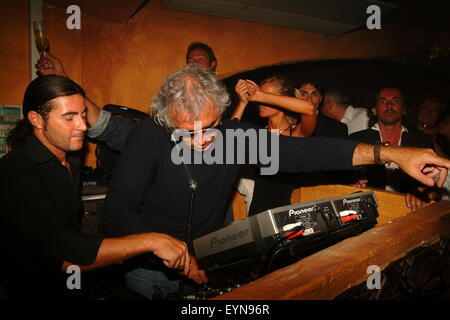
left=232, top=74, right=316, bottom=137
left=231, top=74, right=317, bottom=215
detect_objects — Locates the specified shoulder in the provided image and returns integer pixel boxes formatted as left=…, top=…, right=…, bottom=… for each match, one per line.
left=0, top=148, right=31, bottom=171
left=319, top=114, right=346, bottom=127
left=120, top=117, right=171, bottom=156
left=0, top=148, right=39, bottom=190
left=403, top=130, right=433, bottom=148
left=349, top=128, right=378, bottom=142
left=128, top=117, right=167, bottom=140
left=353, top=107, right=370, bottom=118
left=317, top=114, right=348, bottom=137
left=345, top=106, right=368, bottom=119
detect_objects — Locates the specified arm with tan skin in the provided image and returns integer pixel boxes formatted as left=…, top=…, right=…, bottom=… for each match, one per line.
left=36, top=53, right=102, bottom=127
left=294, top=104, right=317, bottom=137
left=231, top=79, right=316, bottom=136
left=61, top=232, right=191, bottom=276
left=349, top=144, right=442, bottom=210
left=293, top=88, right=318, bottom=137
left=61, top=233, right=208, bottom=284
left=231, top=79, right=252, bottom=120
left=352, top=144, right=450, bottom=188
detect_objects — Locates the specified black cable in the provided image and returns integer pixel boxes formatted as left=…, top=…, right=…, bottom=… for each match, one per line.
left=261, top=229, right=331, bottom=276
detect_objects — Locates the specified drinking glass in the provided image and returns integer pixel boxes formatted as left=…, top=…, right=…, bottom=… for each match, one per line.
left=33, top=21, right=49, bottom=57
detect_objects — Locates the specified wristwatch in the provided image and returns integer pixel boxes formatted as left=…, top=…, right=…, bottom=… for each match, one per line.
left=374, top=141, right=390, bottom=164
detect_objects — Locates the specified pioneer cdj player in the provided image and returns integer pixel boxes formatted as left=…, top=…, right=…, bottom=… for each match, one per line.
left=194, top=191, right=379, bottom=276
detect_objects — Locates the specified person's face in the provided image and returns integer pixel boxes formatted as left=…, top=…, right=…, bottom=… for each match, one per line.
left=187, top=49, right=216, bottom=70
left=417, top=100, right=444, bottom=129
left=372, top=88, right=405, bottom=126
left=31, top=94, right=87, bottom=155
left=170, top=100, right=221, bottom=152
left=297, top=83, right=322, bottom=108
left=258, top=82, right=283, bottom=118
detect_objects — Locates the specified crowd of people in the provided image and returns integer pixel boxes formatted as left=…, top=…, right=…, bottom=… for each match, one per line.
left=1, top=42, right=450, bottom=300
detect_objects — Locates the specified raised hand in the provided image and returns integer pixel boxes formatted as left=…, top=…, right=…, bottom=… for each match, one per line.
left=35, top=53, right=66, bottom=77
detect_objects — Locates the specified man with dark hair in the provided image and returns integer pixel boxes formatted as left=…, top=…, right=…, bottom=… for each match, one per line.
left=350, top=87, right=435, bottom=210
left=352, top=87, right=432, bottom=156
left=0, top=75, right=191, bottom=299
left=186, top=42, right=217, bottom=71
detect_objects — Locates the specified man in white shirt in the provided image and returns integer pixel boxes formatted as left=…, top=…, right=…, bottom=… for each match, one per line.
left=350, top=87, right=436, bottom=210
left=321, top=87, right=369, bottom=135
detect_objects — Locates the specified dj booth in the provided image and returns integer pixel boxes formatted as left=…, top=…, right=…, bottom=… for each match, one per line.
left=212, top=185, right=450, bottom=300
left=80, top=184, right=450, bottom=300
left=194, top=190, right=379, bottom=277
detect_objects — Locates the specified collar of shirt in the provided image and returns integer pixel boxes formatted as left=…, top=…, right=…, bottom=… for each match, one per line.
left=371, top=123, right=408, bottom=169
left=24, top=134, right=80, bottom=168
left=371, top=123, right=408, bottom=146
left=342, top=105, right=356, bottom=122
left=342, top=105, right=368, bottom=122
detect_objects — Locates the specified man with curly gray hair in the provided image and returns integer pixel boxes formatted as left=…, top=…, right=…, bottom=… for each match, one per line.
left=151, top=64, right=229, bottom=128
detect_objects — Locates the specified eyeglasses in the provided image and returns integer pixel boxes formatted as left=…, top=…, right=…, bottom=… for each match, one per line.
left=183, top=122, right=222, bottom=137
left=171, top=120, right=222, bottom=141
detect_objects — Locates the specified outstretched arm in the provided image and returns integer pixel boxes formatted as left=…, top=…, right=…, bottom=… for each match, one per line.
left=352, top=144, right=450, bottom=187
left=62, top=232, right=191, bottom=275
left=36, top=53, right=102, bottom=127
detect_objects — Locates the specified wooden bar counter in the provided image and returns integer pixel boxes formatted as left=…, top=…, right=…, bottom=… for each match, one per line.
left=212, top=185, right=450, bottom=300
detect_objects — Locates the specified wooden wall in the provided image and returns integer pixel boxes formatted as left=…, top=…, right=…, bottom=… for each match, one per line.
left=0, top=0, right=436, bottom=166
left=0, top=0, right=30, bottom=106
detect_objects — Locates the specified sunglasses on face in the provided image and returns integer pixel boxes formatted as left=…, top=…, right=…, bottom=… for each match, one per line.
left=170, top=120, right=223, bottom=141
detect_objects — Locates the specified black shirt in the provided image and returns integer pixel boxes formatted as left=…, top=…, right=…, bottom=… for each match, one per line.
left=315, top=114, right=349, bottom=138
left=102, top=118, right=357, bottom=246
left=0, top=135, right=103, bottom=299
